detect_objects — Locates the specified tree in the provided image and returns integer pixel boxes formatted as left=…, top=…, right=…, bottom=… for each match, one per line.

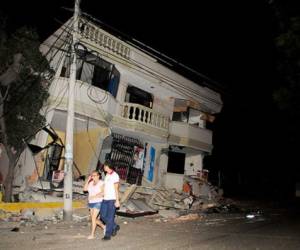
left=269, top=1, right=300, bottom=196
left=272, top=14, right=300, bottom=149
left=0, top=23, right=52, bottom=202
left=273, top=16, right=300, bottom=110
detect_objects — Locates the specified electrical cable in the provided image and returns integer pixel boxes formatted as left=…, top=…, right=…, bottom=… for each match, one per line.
left=81, top=12, right=225, bottom=92
left=72, top=32, right=222, bottom=110
left=68, top=16, right=220, bottom=101
left=62, top=17, right=223, bottom=107
left=64, top=18, right=221, bottom=111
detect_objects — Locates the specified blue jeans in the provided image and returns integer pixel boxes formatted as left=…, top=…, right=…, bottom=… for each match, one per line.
left=100, top=200, right=117, bottom=237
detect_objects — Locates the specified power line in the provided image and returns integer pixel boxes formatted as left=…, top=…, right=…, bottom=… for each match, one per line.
left=81, top=12, right=225, bottom=92
left=75, top=34, right=222, bottom=110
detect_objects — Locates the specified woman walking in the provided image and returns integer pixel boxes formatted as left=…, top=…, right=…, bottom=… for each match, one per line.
left=83, top=170, right=105, bottom=239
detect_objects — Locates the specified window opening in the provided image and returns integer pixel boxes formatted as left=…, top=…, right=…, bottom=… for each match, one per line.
left=125, top=86, right=153, bottom=108
left=60, top=51, right=120, bottom=97
left=167, top=150, right=185, bottom=174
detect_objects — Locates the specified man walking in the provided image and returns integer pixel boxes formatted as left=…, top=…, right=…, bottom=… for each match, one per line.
left=100, top=160, right=120, bottom=240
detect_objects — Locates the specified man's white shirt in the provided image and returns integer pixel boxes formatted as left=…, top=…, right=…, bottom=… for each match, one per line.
left=103, top=171, right=119, bottom=200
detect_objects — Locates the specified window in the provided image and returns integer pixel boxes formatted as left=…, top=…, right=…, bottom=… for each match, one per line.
left=60, top=52, right=120, bottom=97
left=44, top=143, right=63, bottom=181
left=172, top=107, right=206, bottom=128
left=172, top=111, right=188, bottom=122
left=188, top=108, right=206, bottom=128
left=125, top=86, right=153, bottom=108
left=167, top=151, right=185, bottom=174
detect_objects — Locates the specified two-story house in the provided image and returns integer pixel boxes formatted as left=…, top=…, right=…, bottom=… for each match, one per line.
left=10, top=15, right=222, bottom=193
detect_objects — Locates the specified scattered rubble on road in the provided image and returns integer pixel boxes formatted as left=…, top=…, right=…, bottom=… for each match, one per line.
left=0, top=177, right=247, bottom=225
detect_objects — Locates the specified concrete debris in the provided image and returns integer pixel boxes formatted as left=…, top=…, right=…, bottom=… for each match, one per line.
left=158, top=209, right=180, bottom=219
left=117, top=198, right=157, bottom=218
left=72, top=214, right=89, bottom=222
left=2, top=174, right=227, bottom=223
left=20, top=208, right=35, bottom=220
left=117, top=180, right=224, bottom=219
left=0, top=206, right=88, bottom=224
left=28, top=180, right=51, bottom=191
left=19, top=191, right=63, bottom=202
left=27, top=180, right=85, bottom=194
left=147, top=189, right=190, bottom=210
left=173, top=213, right=201, bottom=222
left=34, top=208, right=61, bottom=221
left=120, top=184, right=137, bottom=204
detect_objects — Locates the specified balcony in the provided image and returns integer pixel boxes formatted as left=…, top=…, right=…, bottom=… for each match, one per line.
left=111, top=103, right=169, bottom=139
left=47, top=77, right=118, bottom=121
left=122, top=103, right=169, bottom=129
left=168, top=121, right=213, bottom=152
left=78, top=18, right=131, bottom=59
left=48, top=78, right=169, bottom=138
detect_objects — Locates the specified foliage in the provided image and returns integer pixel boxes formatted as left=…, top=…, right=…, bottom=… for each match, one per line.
left=271, top=2, right=300, bottom=150
left=0, top=23, right=52, bottom=201
left=273, top=16, right=300, bottom=114
left=0, top=26, right=51, bottom=151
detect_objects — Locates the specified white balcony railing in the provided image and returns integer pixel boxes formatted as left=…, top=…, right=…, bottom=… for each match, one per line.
left=121, top=103, right=169, bottom=130
left=78, top=18, right=131, bottom=59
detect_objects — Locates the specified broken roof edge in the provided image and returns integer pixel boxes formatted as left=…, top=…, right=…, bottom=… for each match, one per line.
left=81, top=12, right=226, bottom=94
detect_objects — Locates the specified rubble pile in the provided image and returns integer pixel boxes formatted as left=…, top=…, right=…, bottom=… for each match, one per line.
left=15, top=180, right=86, bottom=203
left=118, top=180, right=223, bottom=218
left=1, top=176, right=227, bottom=223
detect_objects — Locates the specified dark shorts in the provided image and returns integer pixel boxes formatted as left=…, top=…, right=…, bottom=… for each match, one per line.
left=88, top=202, right=102, bottom=210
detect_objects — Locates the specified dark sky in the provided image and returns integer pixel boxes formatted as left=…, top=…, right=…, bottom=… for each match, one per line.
left=1, top=1, right=278, bottom=86
left=1, top=1, right=297, bottom=198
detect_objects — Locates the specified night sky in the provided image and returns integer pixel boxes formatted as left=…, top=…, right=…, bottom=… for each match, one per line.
left=1, top=1, right=299, bottom=200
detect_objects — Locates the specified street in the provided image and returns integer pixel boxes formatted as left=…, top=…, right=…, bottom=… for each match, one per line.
left=1, top=204, right=300, bottom=250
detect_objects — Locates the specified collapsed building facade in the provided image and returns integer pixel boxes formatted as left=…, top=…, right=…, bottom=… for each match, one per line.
left=0, top=15, right=223, bottom=197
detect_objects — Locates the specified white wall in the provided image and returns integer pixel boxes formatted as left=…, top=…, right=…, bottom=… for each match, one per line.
left=48, top=77, right=119, bottom=118
left=152, top=96, right=175, bottom=119
left=165, top=173, right=184, bottom=192
left=142, top=142, right=168, bottom=186
left=184, top=153, right=203, bottom=176
left=169, top=121, right=212, bottom=145
left=158, top=152, right=168, bottom=187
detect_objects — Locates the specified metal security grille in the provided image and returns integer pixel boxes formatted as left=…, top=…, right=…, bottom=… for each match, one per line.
left=108, top=133, right=144, bottom=185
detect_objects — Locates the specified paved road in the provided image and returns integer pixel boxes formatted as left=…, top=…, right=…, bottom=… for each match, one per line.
left=0, top=208, right=299, bottom=250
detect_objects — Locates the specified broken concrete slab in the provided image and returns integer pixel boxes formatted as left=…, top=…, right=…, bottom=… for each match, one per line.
left=173, top=213, right=201, bottom=222
left=159, top=209, right=180, bottom=219
left=120, top=184, right=137, bottom=204
left=129, top=199, right=156, bottom=212
left=20, top=208, right=35, bottom=220
left=34, top=208, right=61, bottom=221
left=19, top=191, right=65, bottom=202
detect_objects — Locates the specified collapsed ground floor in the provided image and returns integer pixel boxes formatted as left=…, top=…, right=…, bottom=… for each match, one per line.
left=0, top=109, right=212, bottom=198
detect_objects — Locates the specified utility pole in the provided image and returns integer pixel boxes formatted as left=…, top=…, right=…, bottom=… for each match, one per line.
left=63, top=0, right=80, bottom=221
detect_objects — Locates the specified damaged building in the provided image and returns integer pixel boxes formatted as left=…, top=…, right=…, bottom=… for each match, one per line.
left=0, top=15, right=223, bottom=200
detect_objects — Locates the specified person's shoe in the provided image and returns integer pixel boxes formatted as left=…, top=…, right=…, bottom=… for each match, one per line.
left=112, top=225, right=120, bottom=236
left=102, top=236, right=111, bottom=241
